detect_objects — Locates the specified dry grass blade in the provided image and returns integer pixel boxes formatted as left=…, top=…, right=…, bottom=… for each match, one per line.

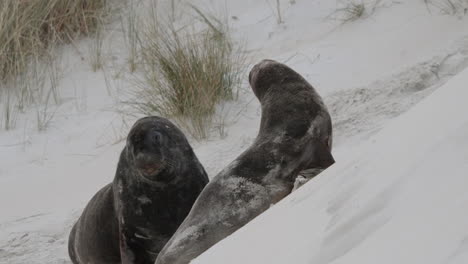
left=130, top=4, right=246, bottom=140
left=1, top=89, right=18, bottom=130
left=424, top=0, right=468, bottom=15
left=0, top=0, right=114, bottom=131
left=329, top=1, right=367, bottom=23
left=327, top=0, right=386, bottom=24
left=0, top=0, right=111, bottom=83
left=120, top=1, right=141, bottom=72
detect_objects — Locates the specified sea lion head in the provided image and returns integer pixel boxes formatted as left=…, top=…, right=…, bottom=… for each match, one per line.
left=125, top=116, right=191, bottom=183
left=248, top=59, right=302, bottom=100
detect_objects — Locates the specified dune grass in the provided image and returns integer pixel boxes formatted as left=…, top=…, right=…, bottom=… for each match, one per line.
left=424, top=0, right=468, bottom=15
left=0, top=0, right=111, bottom=83
left=0, top=0, right=113, bottom=130
left=130, top=4, right=246, bottom=140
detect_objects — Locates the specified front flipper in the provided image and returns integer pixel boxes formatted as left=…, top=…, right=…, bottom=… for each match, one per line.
left=119, top=226, right=136, bottom=264
left=120, top=224, right=159, bottom=264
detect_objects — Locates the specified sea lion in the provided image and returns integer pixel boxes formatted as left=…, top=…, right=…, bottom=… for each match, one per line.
left=68, top=116, right=209, bottom=264
left=155, top=59, right=335, bottom=264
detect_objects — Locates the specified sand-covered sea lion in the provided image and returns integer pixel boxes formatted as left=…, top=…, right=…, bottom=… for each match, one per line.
left=68, top=116, right=209, bottom=264
left=155, top=59, right=335, bottom=264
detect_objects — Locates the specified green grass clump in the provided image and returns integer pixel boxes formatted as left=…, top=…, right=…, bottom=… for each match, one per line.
left=0, top=0, right=111, bottom=83
left=0, top=0, right=113, bottom=130
left=132, top=6, right=245, bottom=140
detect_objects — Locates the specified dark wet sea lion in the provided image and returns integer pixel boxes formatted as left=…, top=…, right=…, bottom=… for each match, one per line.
left=155, top=59, right=335, bottom=264
left=68, top=116, right=209, bottom=264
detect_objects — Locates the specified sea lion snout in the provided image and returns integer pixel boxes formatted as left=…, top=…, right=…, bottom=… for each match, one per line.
left=127, top=121, right=171, bottom=179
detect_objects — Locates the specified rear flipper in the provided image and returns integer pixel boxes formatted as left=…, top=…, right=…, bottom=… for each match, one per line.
left=293, top=168, right=324, bottom=191
left=293, top=140, right=335, bottom=191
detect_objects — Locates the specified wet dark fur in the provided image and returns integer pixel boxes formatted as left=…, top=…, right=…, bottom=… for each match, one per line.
left=68, top=116, right=209, bottom=264
left=155, top=60, right=335, bottom=264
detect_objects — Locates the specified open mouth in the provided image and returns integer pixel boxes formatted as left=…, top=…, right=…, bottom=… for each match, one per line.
left=140, top=164, right=161, bottom=177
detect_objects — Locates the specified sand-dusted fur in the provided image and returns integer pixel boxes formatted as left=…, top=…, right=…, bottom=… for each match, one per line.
left=155, top=60, right=334, bottom=264
left=68, top=116, right=209, bottom=264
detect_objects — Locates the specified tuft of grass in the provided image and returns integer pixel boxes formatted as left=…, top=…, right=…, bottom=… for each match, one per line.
left=0, top=0, right=114, bottom=131
left=8, top=53, right=47, bottom=113
left=0, top=0, right=111, bottom=83
left=1, top=89, right=18, bottom=131
left=120, top=0, right=141, bottom=73
left=36, top=89, right=57, bottom=132
left=45, top=51, right=62, bottom=105
left=0, top=44, right=64, bottom=130
left=89, top=19, right=105, bottom=72
left=130, top=4, right=245, bottom=140
left=327, top=0, right=384, bottom=24
left=424, top=0, right=468, bottom=15
left=330, top=1, right=367, bottom=23
left=3, top=48, right=63, bottom=131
